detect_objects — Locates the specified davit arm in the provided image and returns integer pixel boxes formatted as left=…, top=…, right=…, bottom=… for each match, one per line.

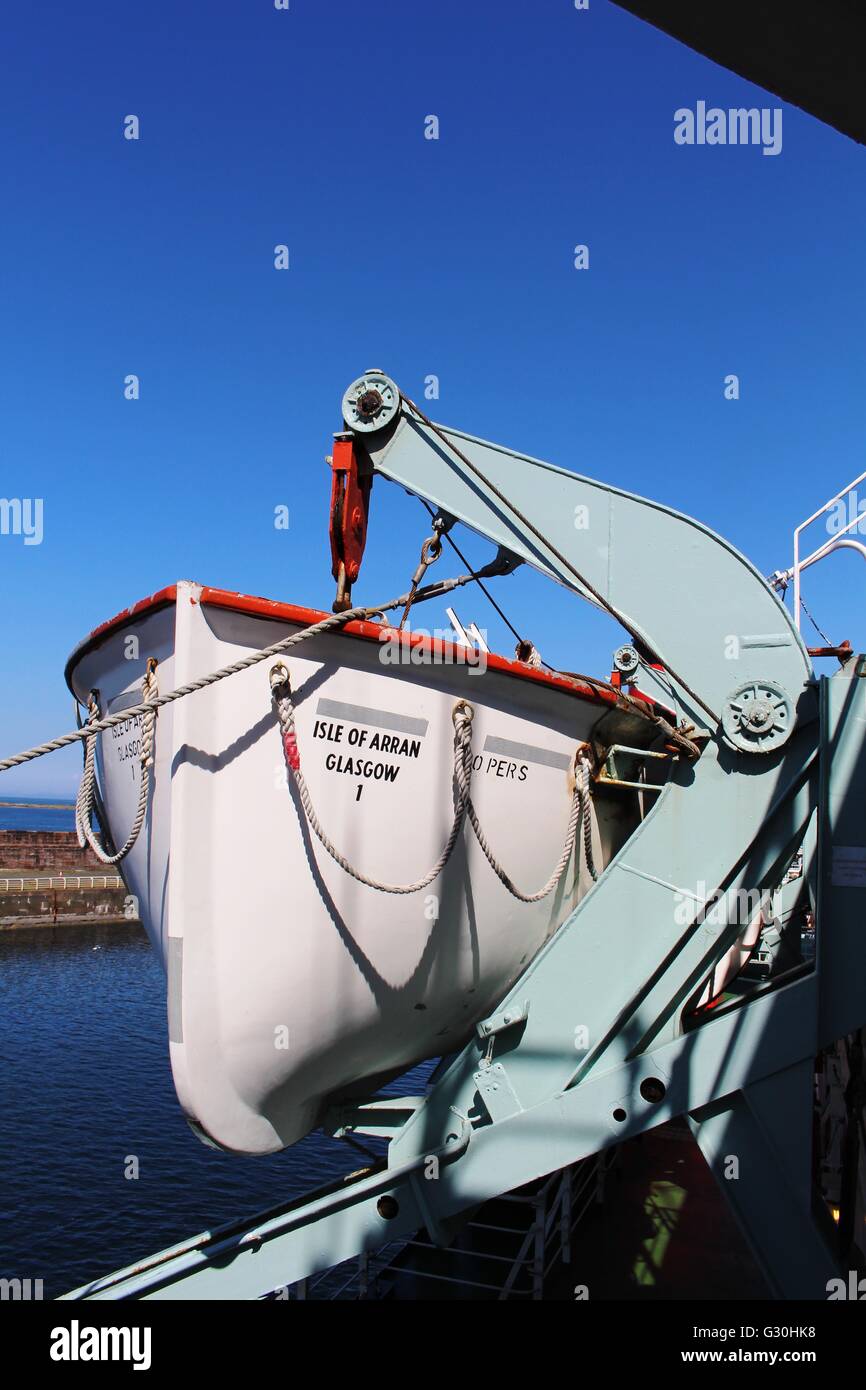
left=339, top=369, right=814, bottom=736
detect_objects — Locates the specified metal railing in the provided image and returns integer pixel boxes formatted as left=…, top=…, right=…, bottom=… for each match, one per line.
left=282, top=1148, right=618, bottom=1301
left=786, top=467, right=866, bottom=632
left=0, top=874, right=123, bottom=892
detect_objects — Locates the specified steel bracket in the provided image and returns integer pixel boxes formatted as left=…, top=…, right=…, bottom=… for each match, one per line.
left=323, top=1095, right=426, bottom=1142
left=476, top=1000, right=529, bottom=1042
left=473, top=1062, right=523, bottom=1123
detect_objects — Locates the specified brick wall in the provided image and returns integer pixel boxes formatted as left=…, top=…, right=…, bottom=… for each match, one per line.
left=0, top=830, right=106, bottom=871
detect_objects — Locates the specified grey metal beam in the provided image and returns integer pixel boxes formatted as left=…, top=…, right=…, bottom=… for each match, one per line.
left=66, top=974, right=838, bottom=1300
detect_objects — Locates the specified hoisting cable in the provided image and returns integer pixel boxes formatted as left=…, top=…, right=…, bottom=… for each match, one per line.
left=397, top=519, right=446, bottom=631
left=414, top=499, right=662, bottom=712
left=399, top=392, right=720, bottom=729
left=416, top=498, right=529, bottom=651
left=799, top=596, right=834, bottom=647
left=769, top=568, right=837, bottom=650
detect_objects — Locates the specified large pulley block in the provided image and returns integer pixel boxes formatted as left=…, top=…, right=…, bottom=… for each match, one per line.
left=341, top=369, right=400, bottom=435
left=327, top=434, right=372, bottom=611
left=721, top=679, right=794, bottom=753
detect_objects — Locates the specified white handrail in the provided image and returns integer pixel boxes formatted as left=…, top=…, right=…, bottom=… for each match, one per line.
left=792, top=469, right=866, bottom=632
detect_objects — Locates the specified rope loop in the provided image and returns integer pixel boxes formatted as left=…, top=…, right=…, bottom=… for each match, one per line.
left=269, top=662, right=290, bottom=692
left=452, top=698, right=473, bottom=730
left=273, top=675, right=598, bottom=900
left=74, top=664, right=158, bottom=865
left=272, top=680, right=474, bottom=894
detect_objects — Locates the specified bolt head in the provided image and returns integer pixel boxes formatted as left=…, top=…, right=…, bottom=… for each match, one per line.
left=356, top=389, right=383, bottom=420
left=746, top=700, right=772, bottom=729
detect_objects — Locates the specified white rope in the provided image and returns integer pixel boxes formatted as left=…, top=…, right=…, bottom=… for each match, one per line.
left=0, top=579, right=660, bottom=776
left=0, top=586, right=470, bottom=775
left=271, top=666, right=595, bottom=900
left=0, top=594, right=419, bottom=867
left=578, top=755, right=599, bottom=882
left=272, top=667, right=474, bottom=894
left=0, top=576, right=607, bottom=885
left=464, top=750, right=596, bottom=899
left=75, top=666, right=158, bottom=864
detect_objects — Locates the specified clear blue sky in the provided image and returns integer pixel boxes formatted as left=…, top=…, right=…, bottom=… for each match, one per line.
left=2, top=0, right=864, bottom=796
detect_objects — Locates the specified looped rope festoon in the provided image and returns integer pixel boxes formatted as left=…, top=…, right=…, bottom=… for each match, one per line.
left=271, top=665, right=475, bottom=895
left=75, top=662, right=159, bottom=864
left=466, top=746, right=597, bottom=900
left=270, top=664, right=597, bottom=900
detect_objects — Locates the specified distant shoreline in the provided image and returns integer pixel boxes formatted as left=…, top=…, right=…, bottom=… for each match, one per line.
left=0, top=801, right=75, bottom=810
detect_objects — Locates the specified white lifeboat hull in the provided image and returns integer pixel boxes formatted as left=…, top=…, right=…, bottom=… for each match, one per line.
left=66, top=581, right=630, bottom=1154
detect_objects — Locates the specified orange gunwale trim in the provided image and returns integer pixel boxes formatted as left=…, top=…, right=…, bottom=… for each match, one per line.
left=65, top=582, right=620, bottom=709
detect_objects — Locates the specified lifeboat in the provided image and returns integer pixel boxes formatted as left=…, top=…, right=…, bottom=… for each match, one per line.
left=65, top=581, right=643, bottom=1154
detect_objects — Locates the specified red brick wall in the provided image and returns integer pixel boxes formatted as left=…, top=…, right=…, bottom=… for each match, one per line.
left=0, top=830, right=105, bottom=871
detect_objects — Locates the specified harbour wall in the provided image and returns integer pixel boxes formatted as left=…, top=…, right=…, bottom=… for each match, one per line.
left=0, top=831, right=137, bottom=928
left=0, top=830, right=104, bottom=871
